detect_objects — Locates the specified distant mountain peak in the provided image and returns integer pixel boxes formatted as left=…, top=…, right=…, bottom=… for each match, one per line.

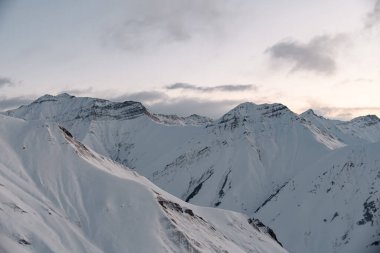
left=351, top=114, right=379, bottom=123
left=301, top=109, right=316, bottom=116
left=7, top=93, right=149, bottom=121
left=219, top=102, right=294, bottom=123
left=347, top=114, right=380, bottom=128
left=32, top=94, right=57, bottom=103
left=300, top=109, right=327, bottom=121
left=57, top=92, right=74, bottom=98
left=6, top=93, right=214, bottom=126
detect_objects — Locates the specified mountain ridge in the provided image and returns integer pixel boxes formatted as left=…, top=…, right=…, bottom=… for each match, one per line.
left=2, top=93, right=380, bottom=253
left=6, top=93, right=379, bottom=123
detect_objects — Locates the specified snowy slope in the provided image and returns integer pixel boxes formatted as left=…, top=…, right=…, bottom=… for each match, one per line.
left=5, top=96, right=335, bottom=215
left=300, top=109, right=380, bottom=145
left=5, top=93, right=210, bottom=127
left=5, top=93, right=150, bottom=121
left=4, top=93, right=380, bottom=253
left=337, top=115, right=380, bottom=143
left=255, top=141, right=380, bottom=253
left=0, top=114, right=286, bottom=253
left=299, top=109, right=347, bottom=149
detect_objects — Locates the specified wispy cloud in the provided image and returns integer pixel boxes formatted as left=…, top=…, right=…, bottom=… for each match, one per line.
left=166, top=83, right=257, bottom=92
left=112, top=91, right=169, bottom=103
left=103, top=84, right=257, bottom=118
left=303, top=100, right=380, bottom=120
left=146, top=97, right=243, bottom=118
left=365, top=0, right=380, bottom=28
left=0, top=76, right=14, bottom=88
left=104, top=0, right=230, bottom=51
left=266, top=34, right=349, bottom=75
left=314, top=106, right=380, bottom=120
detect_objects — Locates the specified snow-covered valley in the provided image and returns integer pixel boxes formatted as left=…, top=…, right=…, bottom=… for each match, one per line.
left=2, top=93, right=380, bottom=253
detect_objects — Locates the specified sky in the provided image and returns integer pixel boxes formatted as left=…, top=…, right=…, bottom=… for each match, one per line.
left=0, top=0, right=379, bottom=119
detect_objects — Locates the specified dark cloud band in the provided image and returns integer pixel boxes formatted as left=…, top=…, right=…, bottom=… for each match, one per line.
left=266, top=34, right=348, bottom=75
left=146, top=97, right=242, bottom=118
left=0, top=76, right=14, bottom=88
left=366, top=0, right=380, bottom=28
left=104, top=0, right=228, bottom=51
left=0, top=96, right=33, bottom=111
left=112, top=91, right=169, bottom=103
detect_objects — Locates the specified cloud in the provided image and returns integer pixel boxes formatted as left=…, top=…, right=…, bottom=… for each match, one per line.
left=266, top=34, right=348, bottom=75
left=315, top=106, right=380, bottom=120
left=104, top=86, right=253, bottom=118
left=0, top=76, right=14, bottom=88
left=0, top=96, right=33, bottom=111
left=104, top=0, right=230, bottom=51
left=112, top=91, right=169, bottom=103
left=102, top=82, right=261, bottom=117
left=146, top=97, right=243, bottom=118
left=366, top=0, right=380, bottom=28
left=108, top=89, right=244, bottom=118
left=166, top=83, right=257, bottom=92
left=303, top=100, right=380, bottom=120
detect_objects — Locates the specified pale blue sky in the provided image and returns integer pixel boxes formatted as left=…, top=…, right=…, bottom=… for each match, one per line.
left=0, top=0, right=379, bottom=118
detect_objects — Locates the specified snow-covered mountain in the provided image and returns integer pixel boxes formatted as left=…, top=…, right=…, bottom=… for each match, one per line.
left=300, top=109, right=380, bottom=145
left=255, top=141, right=380, bottom=253
left=0, top=114, right=286, bottom=253
left=3, top=93, right=380, bottom=253
left=5, top=95, right=334, bottom=214
left=5, top=93, right=211, bottom=126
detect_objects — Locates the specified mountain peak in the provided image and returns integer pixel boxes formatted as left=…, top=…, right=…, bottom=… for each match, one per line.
left=300, top=109, right=326, bottom=120
left=302, top=109, right=316, bottom=116
left=8, top=93, right=149, bottom=121
left=32, top=93, right=76, bottom=104
left=349, top=114, right=380, bottom=126
left=33, top=94, right=57, bottom=103
left=8, top=93, right=214, bottom=126
left=352, top=114, right=379, bottom=121
left=222, top=102, right=293, bottom=120
left=214, top=102, right=295, bottom=129
left=57, top=92, right=74, bottom=98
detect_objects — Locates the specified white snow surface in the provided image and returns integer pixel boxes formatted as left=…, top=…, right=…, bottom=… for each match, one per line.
left=0, top=114, right=286, bottom=253
left=3, top=93, right=380, bottom=253
left=255, top=141, right=380, bottom=253
left=6, top=97, right=334, bottom=214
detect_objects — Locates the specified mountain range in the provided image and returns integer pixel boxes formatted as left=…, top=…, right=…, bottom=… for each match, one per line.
left=1, top=93, right=379, bottom=253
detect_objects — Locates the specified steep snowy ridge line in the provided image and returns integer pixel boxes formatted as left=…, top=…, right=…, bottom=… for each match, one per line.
left=300, top=109, right=380, bottom=145
left=59, top=124, right=288, bottom=253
